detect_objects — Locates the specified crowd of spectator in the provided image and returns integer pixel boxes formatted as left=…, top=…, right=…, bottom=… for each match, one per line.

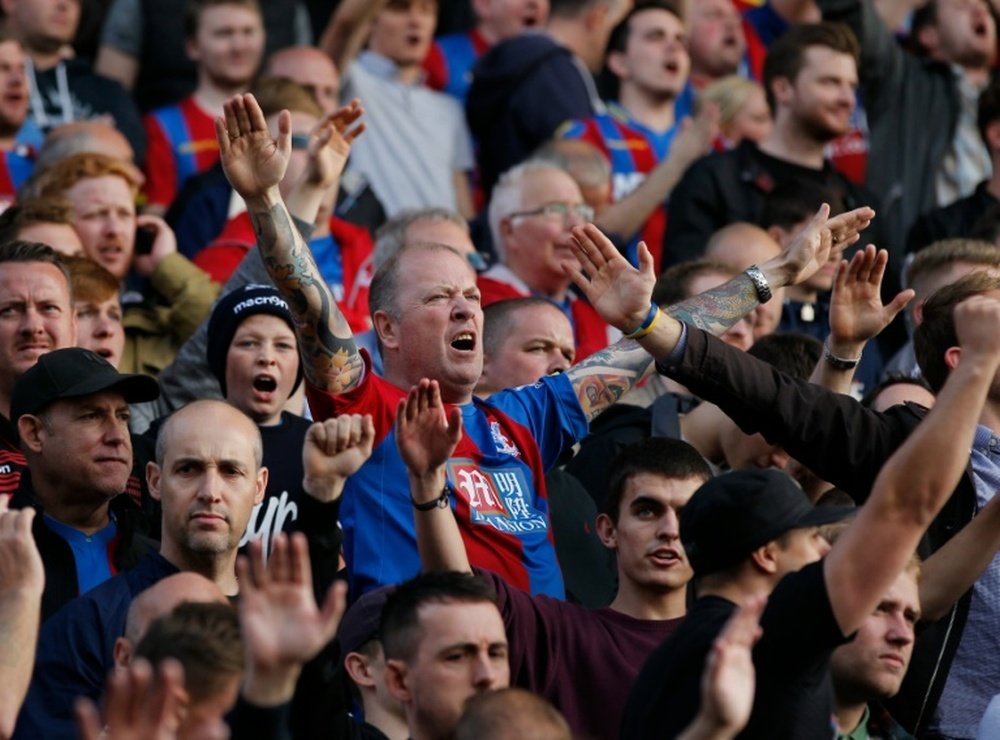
left=3, top=0, right=1000, bottom=738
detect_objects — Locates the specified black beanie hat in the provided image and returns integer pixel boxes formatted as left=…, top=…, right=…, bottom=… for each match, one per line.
left=206, top=284, right=303, bottom=396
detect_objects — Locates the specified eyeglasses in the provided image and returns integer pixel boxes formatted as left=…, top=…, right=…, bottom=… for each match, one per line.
left=507, top=202, right=595, bottom=224
left=466, top=251, right=488, bottom=272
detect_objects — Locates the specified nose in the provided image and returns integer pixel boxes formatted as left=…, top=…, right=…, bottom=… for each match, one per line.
left=658, top=508, right=681, bottom=540
left=103, top=415, right=129, bottom=447
left=886, top=615, right=914, bottom=647
left=93, top=314, right=114, bottom=338
left=256, top=342, right=277, bottom=365
left=452, top=295, right=477, bottom=321
left=18, top=305, right=45, bottom=336
left=546, top=350, right=571, bottom=376
left=472, top=652, right=502, bottom=691
left=197, top=469, right=224, bottom=503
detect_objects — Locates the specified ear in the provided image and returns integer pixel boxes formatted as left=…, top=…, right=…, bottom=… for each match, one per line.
left=770, top=76, right=793, bottom=108
left=749, top=541, right=780, bottom=575
left=916, top=24, right=940, bottom=57
left=113, top=637, right=133, bottom=669
left=606, top=50, right=629, bottom=80
left=384, top=658, right=412, bottom=704
left=943, top=345, right=962, bottom=373
left=765, top=225, right=789, bottom=246
left=373, top=310, right=400, bottom=352
left=986, top=120, right=1000, bottom=156
left=185, top=37, right=200, bottom=63
left=595, top=512, right=618, bottom=550
left=912, top=297, right=927, bottom=325
left=254, top=466, right=268, bottom=506
left=147, top=461, right=162, bottom=502
left=344, top=652, right=376, bottom=689
left=584, top=0, right=610, bottom=32
left=17, top=415, right=45, bottom=454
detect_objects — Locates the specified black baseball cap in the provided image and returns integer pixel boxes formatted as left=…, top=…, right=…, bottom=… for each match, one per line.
left=10, top=348, right=160, bottom=422
left=680, top=469, right=852, bottom=576
left=337, top=584, right=396, bottom=656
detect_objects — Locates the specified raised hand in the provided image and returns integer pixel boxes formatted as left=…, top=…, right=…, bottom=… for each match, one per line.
left=566, top=223, right=657, bottom=333
left=766, top=204, right=875, bottom=288
left=395, top=379, right=462, bottom=482
left=299, top=99, right=366, bottom=190
left=954, top=293, right=1000, bottom=363
left=681, top=595, right=766, bottom=740
left=0, top=494, right=43, bottom=596
left=669, top=102, right=721, bottom=169
left=216, top=93, right=291, bottom=203
left=237, top=533, right=348, bottom=705
left=301, top=414, right=376, bottom=503
left=828, top=245, right=914, bottom=349
left=75, top=659, right=184, bottom=740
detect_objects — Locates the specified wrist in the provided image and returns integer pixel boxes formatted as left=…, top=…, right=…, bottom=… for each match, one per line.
left=302, top=476, right=345, bottom=503
left=243, top=187, right=284, bottom=213
left=242, top=663, right=302, bottom=707
left=757, top=258, right=792, bottom=291
left=822, top=339, right=862, bottom=370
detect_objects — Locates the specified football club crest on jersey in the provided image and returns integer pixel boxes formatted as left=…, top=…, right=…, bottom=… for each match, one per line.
left=490, top=421, right=521, bottom=458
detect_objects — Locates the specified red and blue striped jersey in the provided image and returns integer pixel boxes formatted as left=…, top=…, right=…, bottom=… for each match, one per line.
left=559, top=103, right=681, bottom=272
left=143, top=96, right=220, bottom=209
left=0, top=147, right=35, bottom=209
left=307, top=353, right=589, bottom=599
left=423, top=29, right=490, bottom=103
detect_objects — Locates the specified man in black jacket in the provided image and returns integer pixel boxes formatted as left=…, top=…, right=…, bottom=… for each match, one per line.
left=662, top=23, right=880, bottom=273
left=10, top=347, right=159, bottom=620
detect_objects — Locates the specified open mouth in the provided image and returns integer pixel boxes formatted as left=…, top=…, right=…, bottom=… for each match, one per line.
left=451, top=332, right=476, bottom=352
left=651, top=549, right=681, bottom=565
left=252, top=374, right=278, bottom=393
left=664, top=60, right=680, bottom=73
left=94, top=347, right=114, bottom=359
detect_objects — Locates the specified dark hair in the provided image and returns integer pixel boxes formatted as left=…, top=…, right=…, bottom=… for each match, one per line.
left=135, top=602, right=244, bottom=701
left=0, top=197, right=76, bottom=245
left=380, top=571, right=497, bottom=662
left=914, top=271, right=1000, bottom=392
left=0, top=240, right=72, bottom=294
left=603, top=438, right=712, bottom=522
left=483, top=297, right=566, bottom=358
left=550, top=0, right=614, bottom=19
left=184, top=0, right=261, bottom=40
left=654, top=258, right=738, bottom=307
left=860, top=372, right=934, bottom=409
left=606, top=1, right=682, bottom=55
left=759, top=182, right=843, bottom=231
left=763, top=23, right=860, bottom=112
left=970, top=203, right=1000, bottom=244
left=748, top=332, right=822, bottom=379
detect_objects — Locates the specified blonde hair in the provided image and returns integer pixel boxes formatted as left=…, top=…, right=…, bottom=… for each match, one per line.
left=698, top=75, right=765, bottom=130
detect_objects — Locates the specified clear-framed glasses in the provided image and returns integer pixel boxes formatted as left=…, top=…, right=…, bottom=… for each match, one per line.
left=507, top=202, right=595, bottom=225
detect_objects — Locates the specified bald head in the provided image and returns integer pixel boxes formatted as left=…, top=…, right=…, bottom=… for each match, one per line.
left=264, top=46, right=340, bottom=112
left=155, top=399, right=263, bottom=470
left=704, top=223, right=784, bottom=339
left=456, top=688, right=572, bottom=740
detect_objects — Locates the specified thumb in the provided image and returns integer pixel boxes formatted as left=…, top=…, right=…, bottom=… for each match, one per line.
left=636, top=241, right=655, bottom=279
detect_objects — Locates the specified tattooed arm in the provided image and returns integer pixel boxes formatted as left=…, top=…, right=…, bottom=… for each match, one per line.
left=564, top=205, right=876, bottom=417
left=215, top=94, right=367, bottom=394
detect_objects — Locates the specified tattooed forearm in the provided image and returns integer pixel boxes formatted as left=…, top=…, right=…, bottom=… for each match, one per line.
left=567, top=340, right=655, bottom=420
left=665, top=274, right=758, bottom=335
left=250, top=203, right=365, bottom=393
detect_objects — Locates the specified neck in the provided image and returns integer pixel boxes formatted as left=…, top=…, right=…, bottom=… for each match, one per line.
left=510, top=264, right=570, bottom=303
left=678, top=406, right=725, bottom=464
left=961, top=64, right=991, bottom=87
left=384, top=364, right=475, bottom=406
left=785, top=283, right=818, bottom=303
left=987, top=157, right=1000, bottom=200
left=33, top=480, right=111, bottom=535
left=547, top=21, right=594, bottom=71
left=0, top=131, right=17, bottom=151
left=609, top=581, right=687, bottom=620
left=698, top=571, right=774, bottom=607
left=0, top=389, right=10, bottom=420
left=619, top=85, right=677, bottom=132
left=362, top=696, right=409, bottom=740
left=978, top=403, right=1000, bottom=437
left=194, top=76, right=250, bottom=116
left=476, top=23, right=499, bottom=46
left=833, top=693, right=868, bottom=735
left=27, top=47, right=63, bottom=72
left=759, top=116, right=827, bottom=169
left=159, top=542, right=240, bottom=596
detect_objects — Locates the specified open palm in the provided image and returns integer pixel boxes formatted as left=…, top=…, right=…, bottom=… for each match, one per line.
left=216, top=93, right=291, bottom=200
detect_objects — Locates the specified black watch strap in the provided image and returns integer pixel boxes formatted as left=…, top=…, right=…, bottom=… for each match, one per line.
left=412, top=483, right=451, bottom=511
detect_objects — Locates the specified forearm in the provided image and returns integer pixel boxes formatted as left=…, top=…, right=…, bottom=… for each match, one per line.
left=0, top=588, right=42, bottom=737
left=660, top=273, right=760, bottom=345
left=410, top=471, right=471, bottom=573
left=241, top=664, right=302, bottom=708
left=677, top=715, right=739, bottom=740
left=246, top=189, right=363, bottom=392
left=872, top=354, right=995, bottom=522
left=567, top=339, right=656, bottom=420
left=919, top=491, right=1000, bottom=621
left=318, top=0, right=381, bottom=71
left=595, top=155, right=688, bottom=239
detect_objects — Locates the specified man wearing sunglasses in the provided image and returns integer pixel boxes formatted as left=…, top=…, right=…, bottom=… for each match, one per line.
left=482, top=159, right=613, bottom=359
